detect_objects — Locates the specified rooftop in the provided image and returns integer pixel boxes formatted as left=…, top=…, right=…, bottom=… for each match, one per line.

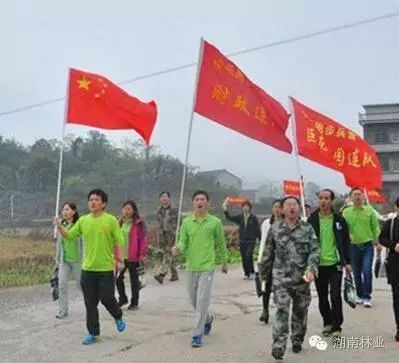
left=359, top=103, right=399, bottom=126
left=197, top=169, right=242, bottom=181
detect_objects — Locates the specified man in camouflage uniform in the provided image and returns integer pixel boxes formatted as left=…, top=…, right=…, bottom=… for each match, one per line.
left=260, top=196, right=319, bottom=360
left=154, top=191, right=179, bottom=284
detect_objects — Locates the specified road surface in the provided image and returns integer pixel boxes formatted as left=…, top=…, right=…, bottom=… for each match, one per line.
left=0, top=266, right=398, bottom=362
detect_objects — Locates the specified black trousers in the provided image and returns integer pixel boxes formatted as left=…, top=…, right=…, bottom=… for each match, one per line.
left=391, top=282, right=399, bottom=330
left=81, top=270, right=122, bottom=336
left=240, top=242, right=255, bottom=277
left=315, top=265, right=343, bottom=331
left=262, top=270, right=273, bottom=312
left=116, top=260, right=140, bottom=306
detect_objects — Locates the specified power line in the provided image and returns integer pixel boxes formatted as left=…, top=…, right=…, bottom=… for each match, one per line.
left=1, top=10, right=399, bottom=117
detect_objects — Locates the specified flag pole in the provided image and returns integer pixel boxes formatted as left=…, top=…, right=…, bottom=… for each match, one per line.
left=288, top=97, right=307, bottom=219
left=175, top=37, right=205, bottom=242
left=364, top=188, right=370, bottom=205
left=53, top=70, right=70, bottom=239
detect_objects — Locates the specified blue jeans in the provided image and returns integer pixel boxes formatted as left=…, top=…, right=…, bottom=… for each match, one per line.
left=350, top=242, right=374, bottom=301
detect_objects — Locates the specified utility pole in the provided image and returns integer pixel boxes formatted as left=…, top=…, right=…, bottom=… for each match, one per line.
left=10, top=194, right=15, bottom=234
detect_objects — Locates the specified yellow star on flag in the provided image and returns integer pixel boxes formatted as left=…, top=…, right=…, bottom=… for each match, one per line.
left=77, top=76, right=91, bottom=91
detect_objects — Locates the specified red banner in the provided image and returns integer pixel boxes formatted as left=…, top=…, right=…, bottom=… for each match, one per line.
left=291, top=97, right=382, bottom=189
left=194, top=41, right=292, bottom=153
left=367, top=189, right=386, bottom=204
left=283, top=180, right=303, bottom=196
left=227, top=196, right=248, bottom=205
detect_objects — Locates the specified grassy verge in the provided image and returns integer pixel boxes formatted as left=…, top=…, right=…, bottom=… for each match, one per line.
left=0, top=236, right=55, bottom=288
left=0, top=227, right=257, bottom=288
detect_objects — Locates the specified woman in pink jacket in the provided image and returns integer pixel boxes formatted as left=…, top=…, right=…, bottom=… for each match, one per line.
left=116, top=200, right=148, bottom=310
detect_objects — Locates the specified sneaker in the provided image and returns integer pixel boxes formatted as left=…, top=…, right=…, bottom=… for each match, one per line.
left=271, top=347, right=284, bottom=360
left=191, top=335, right=202, bottom=348
left=292, top=344, right=302, bottom=353
left=322, top=325, right=332, bottom=337
left=204, top=314, right=214, bottom=336
left=259, top=310, right=269, bottom=324
left=82, top=334, right=99, bottom=345
left=127, top=304, right=138, bottom=311
left=118, top=298, right=128, bottom=307
left=354, top=296, right=363, bottom=304
left=56, top=312, right=68, bottom=319
left=363, top=300, right=372, bottom=308
left=332, top=329, right=342, bottom=338
left=154, top=274, right=164, bottom=284
left=115, top=319, right=126, bottom=333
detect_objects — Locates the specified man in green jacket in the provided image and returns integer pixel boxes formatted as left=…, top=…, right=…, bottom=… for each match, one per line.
left=343, top=188, right=380, bottom=308
left=172, top=190, right=228, bottom=348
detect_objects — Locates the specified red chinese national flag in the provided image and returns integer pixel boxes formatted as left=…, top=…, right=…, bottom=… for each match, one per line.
left=194, top=41, right=292, bottom=153
left=67, top=68, right=157, bottom=145
left=366, top=189, right=386, bottom=204
left=283, top=180, right=303, bottom=196
left=291, top=98, right=382, bottom=189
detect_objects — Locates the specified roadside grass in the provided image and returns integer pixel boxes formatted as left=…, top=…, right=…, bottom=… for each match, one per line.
left=0, top=236, right=55, bottom=288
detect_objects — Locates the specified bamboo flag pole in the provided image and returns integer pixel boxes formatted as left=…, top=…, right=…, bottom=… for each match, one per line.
left=174, top=38, right=205, bottom=242
left=288, top=97, right=307, bottom=219
left=53, top=70, right=70, bottom=239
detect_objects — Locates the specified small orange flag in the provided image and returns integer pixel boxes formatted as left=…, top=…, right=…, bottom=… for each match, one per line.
left=283, top=180, right=303, bottom=197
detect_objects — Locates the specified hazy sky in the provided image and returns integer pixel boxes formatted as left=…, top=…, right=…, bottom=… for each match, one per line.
left=1, top=0, right=399, bottom=191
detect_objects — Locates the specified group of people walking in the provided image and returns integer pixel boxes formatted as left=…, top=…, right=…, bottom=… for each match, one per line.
left=53, top=186, right=399, bottom=360
left=53, top=188, right=226, bottom=347
left=226, top=187, right=398, bottom=360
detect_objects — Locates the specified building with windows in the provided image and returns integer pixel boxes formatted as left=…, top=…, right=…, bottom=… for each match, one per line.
left=359, top=103, right=399, bottom=200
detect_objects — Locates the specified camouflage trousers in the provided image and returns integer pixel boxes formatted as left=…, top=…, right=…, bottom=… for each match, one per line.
left=155, top=231, right=178, bottom=277
left=272, top=283, right=311, bottom=351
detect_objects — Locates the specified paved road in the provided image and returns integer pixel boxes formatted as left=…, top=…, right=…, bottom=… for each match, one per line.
left=0, top=266, right=398, bottom=362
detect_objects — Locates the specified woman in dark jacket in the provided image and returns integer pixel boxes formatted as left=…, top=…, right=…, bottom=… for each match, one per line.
left=223, top=198, right=261, bottom=279
left=379, top=197, right=399, bottom=342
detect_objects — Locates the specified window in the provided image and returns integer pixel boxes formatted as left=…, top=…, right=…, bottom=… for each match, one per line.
left=374, top=131, right=388, bottom=144
left=392, top=132, right=399, bottom=144
left=379, top=154, right=390, bottom=171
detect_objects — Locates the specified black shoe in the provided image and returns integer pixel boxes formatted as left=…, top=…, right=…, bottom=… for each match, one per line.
left=292, top=344, right=302, bottom=353
left=128, top=304, right=138, bottom=311
left=118, top=298, right=128, bottom=307
left=271, top=348, right=284, bottom=360
left=169, top=274, right=179, bottom=282
left=259, top=310, right=269, bottom=324
left=154, top=274, right=164, bottom=284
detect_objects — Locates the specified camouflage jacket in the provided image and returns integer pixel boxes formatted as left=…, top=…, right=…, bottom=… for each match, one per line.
left=259, top=219, right=319, bottom=287
left=156, top=205, right=178, bottom=233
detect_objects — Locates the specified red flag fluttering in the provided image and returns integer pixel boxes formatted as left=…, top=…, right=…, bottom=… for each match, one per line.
left=194, top=41, right=292, bottom=153
left=67, top=68, right=158, bottom=145
left=291, top=97, right=382, bottom=189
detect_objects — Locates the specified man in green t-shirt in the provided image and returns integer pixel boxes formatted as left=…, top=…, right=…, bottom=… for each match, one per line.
left=343, top=188, right=381, bottom=308
left=55, top=189, right=126, bottom=345
left=308, top=189, right=351, bottom=338
left=172, top=190, right=228, bottom=348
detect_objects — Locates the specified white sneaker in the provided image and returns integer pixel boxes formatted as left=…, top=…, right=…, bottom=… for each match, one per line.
left=354, top=296, right=363, bottom=305
left=363, top=300, right=372, bottom=308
